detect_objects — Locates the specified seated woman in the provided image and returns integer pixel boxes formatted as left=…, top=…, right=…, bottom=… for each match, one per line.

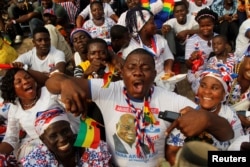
left=227, top=45, right=250, bottom=134
left=0, top=68, right=79, bottom=161
left=21, top=107, right=111, bottom=166
left=166, top=68, right=244, bottom=166
left=83, top=1, right=115, bottom=43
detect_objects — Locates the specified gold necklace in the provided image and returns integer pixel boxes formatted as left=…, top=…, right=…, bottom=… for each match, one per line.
left=22, top=96, right=38, bottom=108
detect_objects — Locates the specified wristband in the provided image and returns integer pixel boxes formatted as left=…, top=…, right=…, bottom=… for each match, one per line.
left=23, top=64, right=28, bottom=71
left=12, top=20, right=16, bottom=24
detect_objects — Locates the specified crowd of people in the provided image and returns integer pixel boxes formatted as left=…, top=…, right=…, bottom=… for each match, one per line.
left=0, top=0, right=250, bottom=166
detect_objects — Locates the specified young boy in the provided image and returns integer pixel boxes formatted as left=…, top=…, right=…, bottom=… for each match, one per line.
left=162, top=1, right=198, bottom=62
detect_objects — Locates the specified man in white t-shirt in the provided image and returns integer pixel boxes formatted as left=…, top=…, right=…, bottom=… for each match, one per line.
left=162, top=1, right=198, bottom=62
left=13, top=26, right=66, bottom=76
left=46, top=48, right=234, bottom=167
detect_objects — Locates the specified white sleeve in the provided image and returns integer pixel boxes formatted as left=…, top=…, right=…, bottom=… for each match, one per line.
left=104, top=3, right=115, bottom=17
left=52, top=48, right=66, bottom=64
left=79, top=5, right=90, bottom=19
left=149, top=0, right=163, bottom=15
left=2, top=104, right=20, bottom=150
left=163, top=18, right=175, bottom=27
left=14, top=51, right=32, bottom=66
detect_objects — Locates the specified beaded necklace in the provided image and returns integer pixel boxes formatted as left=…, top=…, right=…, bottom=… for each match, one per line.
left=123, top=87, right=156, bottom=159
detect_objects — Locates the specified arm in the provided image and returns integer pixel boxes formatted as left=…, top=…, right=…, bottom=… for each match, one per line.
left=164, top=59, right=174, bottom=74
left=76, top=15, right=85, bottom=28
left=166, top=107, right=234, bottom=141
left=5, top=12, right=39, bottom=30
left=165, top=144, right=181, bottom=166
left=0, top=142, right=14, bottom=154
left=45, top=73, right=90, bottom=113
left=55, top=61, right=66, bottom=73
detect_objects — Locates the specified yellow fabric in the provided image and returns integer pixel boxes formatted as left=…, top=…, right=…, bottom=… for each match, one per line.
left=79, top=60, right=115, bottom=79
left=0, top=38, right=18, bottom=64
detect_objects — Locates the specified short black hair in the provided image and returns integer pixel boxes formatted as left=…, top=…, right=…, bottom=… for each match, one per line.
left=110, top=25, right=129, bottom=40
left=174, top=1, right=188, bottom=11
left=33, top=26, right=49, bottom=38
left=126, top=48, right=155, bottom=68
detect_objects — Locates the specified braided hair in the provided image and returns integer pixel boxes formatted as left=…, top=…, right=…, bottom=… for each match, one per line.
left=125, top=6, right=153, bottom=37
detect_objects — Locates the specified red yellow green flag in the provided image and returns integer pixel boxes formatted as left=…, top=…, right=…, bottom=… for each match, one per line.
left=74, top=117, right=100, bottom=149
left=102, top=72, right=113, bottom=88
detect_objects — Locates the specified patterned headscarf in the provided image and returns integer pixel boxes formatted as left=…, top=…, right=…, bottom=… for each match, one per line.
left=35, top=107, right=70, bottom=136
left=70, top=28, right=92, bottom=44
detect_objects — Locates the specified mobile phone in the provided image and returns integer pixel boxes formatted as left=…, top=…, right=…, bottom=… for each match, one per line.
left=158, top=111, right=180, bottom=122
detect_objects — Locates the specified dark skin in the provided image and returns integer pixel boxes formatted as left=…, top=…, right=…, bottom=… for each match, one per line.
left=12, top=32, right=66, bottom=76
left=40, top=121, right=76, bottom=167
left=46, top=50, right=234, bottom=163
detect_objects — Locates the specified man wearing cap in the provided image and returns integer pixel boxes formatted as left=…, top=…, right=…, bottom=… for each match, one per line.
left=5, top=0, right=69, bottom=36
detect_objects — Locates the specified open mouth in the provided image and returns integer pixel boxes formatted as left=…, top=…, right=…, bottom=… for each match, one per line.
left=133, top=81, right=144, bottom=93
left=24, top=86, right=33, bottom=92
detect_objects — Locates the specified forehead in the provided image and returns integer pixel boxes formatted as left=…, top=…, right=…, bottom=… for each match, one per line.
left=14, top=70, right=29, bottom=78
left=201, top=76, right=222, bottom=86
left=174, top=5, right=186, bottom=11
left=88, top=42, right=106, bottom=49
left=125, top=53, right=154, bottom=65
left=44, top=121, right=70, bottom=134
left=198, top=17, right=214, bottom=24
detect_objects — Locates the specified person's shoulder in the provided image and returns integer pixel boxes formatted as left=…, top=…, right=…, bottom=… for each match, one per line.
left=50, top=46, right=64, bottom=54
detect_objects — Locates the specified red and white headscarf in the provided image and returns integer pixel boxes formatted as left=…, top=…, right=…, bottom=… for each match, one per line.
left=34, top=107, right=70, bottom=136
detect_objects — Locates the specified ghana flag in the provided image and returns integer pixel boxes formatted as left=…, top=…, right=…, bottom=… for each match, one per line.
left=74, top=117, right=100, bottom=149
left=141, top=0, right=175, bottom=15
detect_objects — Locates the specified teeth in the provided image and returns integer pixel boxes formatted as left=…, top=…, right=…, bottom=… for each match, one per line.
left=58, top=143, right=70, bottom=151
left=203, top=97, right=211, bottom=100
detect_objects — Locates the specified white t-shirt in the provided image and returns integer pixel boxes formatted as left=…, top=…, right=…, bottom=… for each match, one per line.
left=122, top=34, right=174, bottom=75
left=83, top=17, right=115, bottom=41
left=163, top=14, right=198, bottom=34
left=166, top=105, right=244, bottom=151
left=15, top=46, right=65, bottom=73
left=117, top=11, right=127, bottom=26
left=188, top=1, right=212, bottom=16
left=90, top=80, right=196, bottom=166
left=228, top=135, right=250, bottom=150
left=235, top=19, right=250, bottom=58
left=79, top=3, right=115, bottom=20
